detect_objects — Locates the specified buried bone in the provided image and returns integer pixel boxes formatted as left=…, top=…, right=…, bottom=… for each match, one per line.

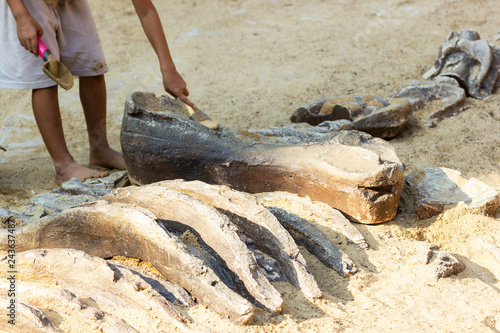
left=290, top=29, right=499, bottom=135
left=103, top=186, right=286, bottom=312
left=290, top=95, right=413, bottom=139
left=423, top=29, right=500, bottom=99
left=0, top=201, right=256, bottom=324
left=138, top=180, right=322, bottom=298
left=264, top=206, right=357, bottom=278
left=121, top=92, right=405, bottom=224
left=254, top=191, right=368, bottom=250
left=0, top=248, right=193, bottom=333
left=391, top=80, right=468, bottom=126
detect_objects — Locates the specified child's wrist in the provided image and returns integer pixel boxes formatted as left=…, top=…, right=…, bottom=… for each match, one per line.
left=161, top=65, right=178, bottom=77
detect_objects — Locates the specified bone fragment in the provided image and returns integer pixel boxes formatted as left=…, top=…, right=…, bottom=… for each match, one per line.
left=423, top=29, right=500, bottom=99
left=121, top=92, right=405, bottom=224
left=254, top=191, right=368, bottom=250
left=103, top=186, right=285, bottom=312
left=291, top=95, right=413, bottom=139
left=265, top=206, right=357, bottom=278
left=149, top=179, right=322, bottom=298
left=391, top=80, right=467, bottom=126
left=0, top=202, right=255, bottom=324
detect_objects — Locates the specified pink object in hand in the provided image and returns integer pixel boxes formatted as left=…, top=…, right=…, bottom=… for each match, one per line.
left=37, top=36, right=51, bottom=60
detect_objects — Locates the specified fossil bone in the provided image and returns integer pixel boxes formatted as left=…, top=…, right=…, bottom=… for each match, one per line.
left=290, top=29, right=500, bottom=135
left=103, top=185, right=286, bottom=311
left=0, top=202, right=256, bottom=324
left=139, top=179, right=322, bottom=298
left=290, top=95, right=413, bottom=139
left=0, top=248, right=194, bottom=332
left=423, top=29, right=500, bottom=99
left=391, top=80, right=467, bottom=126
left=254, top=191, right=368, bottom=250
left=121, top=92, right=405, bottom=224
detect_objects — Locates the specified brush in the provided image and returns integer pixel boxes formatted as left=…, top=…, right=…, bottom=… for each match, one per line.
left=185, top=104, right=219, bottom=130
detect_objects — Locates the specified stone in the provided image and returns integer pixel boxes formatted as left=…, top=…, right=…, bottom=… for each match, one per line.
left=419, top=243, right=466, bottom=281
left=407, top=167, right=499, bottom=219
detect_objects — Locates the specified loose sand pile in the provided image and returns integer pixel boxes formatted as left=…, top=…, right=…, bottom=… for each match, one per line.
left=0, top=0, right=499, bottom=331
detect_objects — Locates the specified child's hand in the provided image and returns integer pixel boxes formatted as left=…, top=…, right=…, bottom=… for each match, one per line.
left=15, top=14, right=43, bottom=56
left=162, top=69, right=195, bottom=108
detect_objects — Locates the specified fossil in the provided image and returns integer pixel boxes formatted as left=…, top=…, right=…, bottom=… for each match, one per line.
left=121, top=92, right=405, bottom=225
left=290, top=29, right=500, bottom=134
left=0, top=178, right=368, bottom=329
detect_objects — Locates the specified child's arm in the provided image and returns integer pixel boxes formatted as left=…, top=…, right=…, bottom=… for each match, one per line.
left=6, top=0, right=43, bottom=55
left=131, top=0, right=194, bottom=107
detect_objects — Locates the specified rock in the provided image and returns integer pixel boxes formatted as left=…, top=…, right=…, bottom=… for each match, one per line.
left=407, top=167, right=499, bottom=219
left=419, top=243, right=466, bottom=281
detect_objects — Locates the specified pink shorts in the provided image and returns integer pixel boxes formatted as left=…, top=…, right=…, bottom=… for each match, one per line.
left=0, top=0, right=108, bottom=89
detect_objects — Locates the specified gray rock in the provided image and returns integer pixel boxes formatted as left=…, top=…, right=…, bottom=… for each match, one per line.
left=407, top=167, right=499, bottom=219
left=420, top=243, right=466, bottom=281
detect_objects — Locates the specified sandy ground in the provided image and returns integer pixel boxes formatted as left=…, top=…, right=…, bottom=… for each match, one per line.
left=1, top=0, right=499, bottom=332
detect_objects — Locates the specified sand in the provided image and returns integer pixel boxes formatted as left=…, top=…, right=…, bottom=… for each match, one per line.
left=0, top=0, right=499, bottom=332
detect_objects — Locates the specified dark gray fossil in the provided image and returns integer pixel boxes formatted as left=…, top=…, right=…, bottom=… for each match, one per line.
left=121, top=92, right=405, bottom=225
left=291, top=29, right=500, bottom=134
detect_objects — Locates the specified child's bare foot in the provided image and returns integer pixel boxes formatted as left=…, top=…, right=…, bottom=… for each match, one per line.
left=90, top=146, right=127, bottom=170
left=55, top=161, right=109, bottom=185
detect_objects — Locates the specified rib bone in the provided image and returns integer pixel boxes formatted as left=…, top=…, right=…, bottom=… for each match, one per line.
left=0, top=201, right=255, bottom=324
left=255, top=191, right=368, bottom=250
left=103, top=186, right=285, bottom=312
left=146, top=179, right=322, bottom=298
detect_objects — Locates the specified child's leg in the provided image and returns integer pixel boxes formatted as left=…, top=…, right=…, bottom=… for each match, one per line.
left=32, top=86, right=109, bottom=184
left=79, top=74, right=126, bottom=170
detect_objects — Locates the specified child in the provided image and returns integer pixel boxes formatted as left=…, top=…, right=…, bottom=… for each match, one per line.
left=0, top=0, right=194, bottom=184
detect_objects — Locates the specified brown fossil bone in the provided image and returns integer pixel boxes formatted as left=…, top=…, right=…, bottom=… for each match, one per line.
left=423, top=29, right=500, bottom=99
left=102, top=185, right=286, bottom=312
left=134, top=179, right=323, bottom=297
left=391, top=80, right=467, bottom=126
left=1, top=248, right=195, bottom=333
left=121, top=92, right=405, bottom=224
left=0, top=201, right=256, bottom=324
left=290, top=95, right=413, bottom=139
